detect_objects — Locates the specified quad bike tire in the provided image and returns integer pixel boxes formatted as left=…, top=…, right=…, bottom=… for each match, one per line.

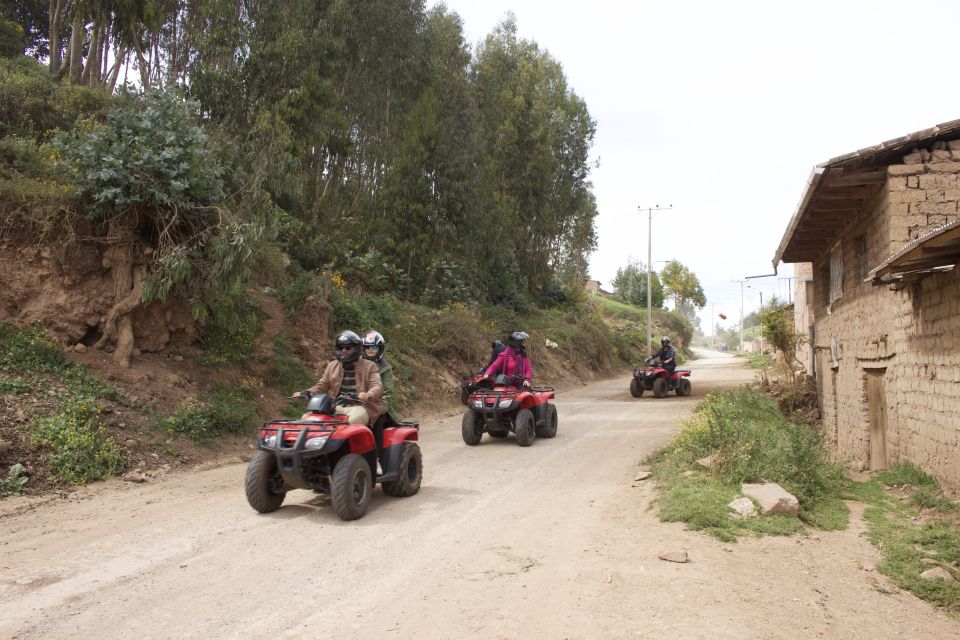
left=535, top=404, right=558, bottom=438
left=462, top=411, right=484, bottom=445
left=676, top=378, right=692, bottom=397
left=630, top=378, right=644, bottom=397
left=245, top=450, right=286, bottom=513
left=652, top=378, right=669, bottom=398
left=382, top=442, right=423, bottom=497
left=514, top=409, right=536, bottom=447
left=331, top=453, right=372, bottom=520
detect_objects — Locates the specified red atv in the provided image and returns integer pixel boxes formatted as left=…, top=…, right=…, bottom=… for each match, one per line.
left=461, top=374, right=558, bottom=446
left=244, top=393, right=422, bottom=521
left=630, top=358, right=692, bottom=398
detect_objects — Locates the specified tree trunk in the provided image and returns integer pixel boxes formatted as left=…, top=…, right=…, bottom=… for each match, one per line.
left=81, top=19, right=98, bottom=85
left=68, top=15, right=84, bottom=85
left=95, top=219, right=141, bottom=368
left=48, top=0, right=63, bottom=75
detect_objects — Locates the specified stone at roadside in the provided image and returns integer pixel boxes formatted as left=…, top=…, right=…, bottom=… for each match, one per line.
left=920, top=567, right=956, bottom=583
left=239, top=453, right=253, bottom=463
left=634, top=471, right=652, bottom=481
left=173, top=355, right=184, bottom=362
left=122, top=471, right=147, bottom=483
left=124, top=439, right=138, bottom=448
left=741, top=482, right=799, bottom=517
left=73, top=343, right=87, bottom=353
left=658, top=550, right=689, bottom=563
left=682, top=470, right=697, bottom=478
left=695, top=454, right=716, bottom=471
left=728, top=497, right=757, bottom=518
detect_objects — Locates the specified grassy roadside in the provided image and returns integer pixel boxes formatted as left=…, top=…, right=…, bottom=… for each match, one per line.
left=647, top=387, right=848, bottom=543
left=646, top=385, right=960, bottom=612
left=847, top=463, right=960, bottom=611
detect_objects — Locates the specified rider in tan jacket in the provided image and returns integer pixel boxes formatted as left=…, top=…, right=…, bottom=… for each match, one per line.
left=301, top=331, right=384, bottom=425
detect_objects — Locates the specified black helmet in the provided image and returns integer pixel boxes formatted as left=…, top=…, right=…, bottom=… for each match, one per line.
left=335, top=330, right=362, bottom=363
left=362, top=329, right=385, bottom=362
left=508, top=331, right=529, bottom=353
left=661, top=336, right=671, bottom=347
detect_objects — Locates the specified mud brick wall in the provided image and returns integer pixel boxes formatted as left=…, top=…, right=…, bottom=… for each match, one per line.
left=809, top=140, right=960, bottom=492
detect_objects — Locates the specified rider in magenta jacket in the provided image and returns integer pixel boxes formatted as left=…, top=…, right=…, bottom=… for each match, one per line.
left=484, top=332, right=532, bottom=387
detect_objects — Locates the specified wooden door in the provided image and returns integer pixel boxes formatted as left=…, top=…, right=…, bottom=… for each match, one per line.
left=866, top=370, right=888, bottom=471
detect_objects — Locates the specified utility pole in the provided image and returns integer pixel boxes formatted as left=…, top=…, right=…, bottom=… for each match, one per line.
left=638, top=204, right=672, bottom=354
left=732, top=279, right=744, bottom=352
left=710, top=302, right=717, bottom=349
left=747, top=285, right=765, bottom=354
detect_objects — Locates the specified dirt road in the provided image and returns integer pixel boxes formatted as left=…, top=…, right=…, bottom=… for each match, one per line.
left=2, top=351, right=958, bottom=639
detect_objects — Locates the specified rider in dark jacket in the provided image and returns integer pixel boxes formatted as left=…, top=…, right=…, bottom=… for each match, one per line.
left=651, top=336, right=677, bottom=373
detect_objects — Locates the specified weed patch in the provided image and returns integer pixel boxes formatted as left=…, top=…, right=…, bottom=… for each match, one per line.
left=32, top=398, right=126, bottom=485
left=1, top=463, right=29, bottom=495
left=848, top=461, right=960, bottom=611
left=0, top=323, right=121, bottom=399
left=157, top=384, right=259, bottom=443
left=197, top=300, right=262, bottom=367
left=268, top=334, right=314, bottom=392
left=649, top=387, right=847, bottom=540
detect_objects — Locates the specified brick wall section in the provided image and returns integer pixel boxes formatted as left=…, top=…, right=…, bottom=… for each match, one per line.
left=808, top=139, right=960, bottom=492
left=793, top=262, right=814, bottom=372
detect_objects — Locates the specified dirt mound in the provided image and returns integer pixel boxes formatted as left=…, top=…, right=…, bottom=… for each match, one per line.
left=0, top=237, right=196, bottom=352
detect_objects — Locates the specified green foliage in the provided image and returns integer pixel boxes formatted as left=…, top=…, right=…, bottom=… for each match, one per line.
left=0, top=373, right=29, bottom=395
left=268, top=334, right=314, bottom=392
left=275, top=271, right=323, bottom=316
left=32, top=398, right=125, bottom=485
left=0, top=57, right=114, bottom=138
left=157, top=384, right=259, bottom=443
left=660, top=260, right=706, bottom=322
left=0, top=20, right=25, bottom=58
left=611, top=260, right=665, bottom=309
left=877, top=461, right=938, bottom=489
left=652, top=388, right=848, bottom=539
left=56, top=90, right=224, bottom=216
left=0, top=323, right=120, bottom=399
left=197, top=299, right=262, bottom=367
left=1, top=463, right=28, bottom=495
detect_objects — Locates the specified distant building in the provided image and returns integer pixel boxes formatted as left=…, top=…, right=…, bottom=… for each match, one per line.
left=774, top=120, right=960, bottom=490
left=584, top=280, right=612, bottom=296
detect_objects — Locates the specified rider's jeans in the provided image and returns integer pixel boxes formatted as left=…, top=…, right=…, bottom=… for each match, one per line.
left=336, top=404, right=370, bottom=426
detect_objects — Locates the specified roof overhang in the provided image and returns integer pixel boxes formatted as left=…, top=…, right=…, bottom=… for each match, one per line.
left=867, top=218, right=960, bottom=286
left=774, top=119, right=960, bottom=267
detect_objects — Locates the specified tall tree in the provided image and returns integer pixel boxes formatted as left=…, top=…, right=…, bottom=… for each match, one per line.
left=611, top=260, right=665, bottom=309
left=660, top=260, right=706, bottom=322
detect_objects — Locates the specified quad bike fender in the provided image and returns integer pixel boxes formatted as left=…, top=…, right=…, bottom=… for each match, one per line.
left=382, top=425, right=419, bottom=448
left=330, top=424, right=375, bottom=455
left=517, top=391, right=553, bottom=410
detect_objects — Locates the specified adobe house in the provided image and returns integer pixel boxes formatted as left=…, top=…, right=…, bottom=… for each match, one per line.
left=775, top=120, right=960, bottom=490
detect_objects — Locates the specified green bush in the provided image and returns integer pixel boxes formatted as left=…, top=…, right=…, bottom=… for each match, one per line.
left=198, top=300, right=262, bottom=367
left=268, top=334, right=314, bottom=391
left=158, top=384, right=259, bottom=443
left=668, top=389, right=844, bottom=507
left=1, top=463, right=28, bottom=495
left=32, top=398, right=125, bottom=485
left=276, top=271, right=322, bottom=316
left=0, top=57, right=114, bottom=138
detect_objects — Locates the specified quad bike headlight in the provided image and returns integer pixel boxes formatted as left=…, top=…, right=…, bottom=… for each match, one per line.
left=262, top=433, right=278, bottom=447
left=498, top=399, right=514, bottom=408
left=305, top=435, right=330, bottom=450
left=472, top=399, right=484, bottom=408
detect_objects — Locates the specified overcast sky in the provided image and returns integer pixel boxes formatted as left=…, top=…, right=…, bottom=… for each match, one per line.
left=430, top=0, right=960, bottom=333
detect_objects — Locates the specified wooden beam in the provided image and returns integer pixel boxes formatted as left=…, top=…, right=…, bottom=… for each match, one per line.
left=823, top=171, right=887, bottom=187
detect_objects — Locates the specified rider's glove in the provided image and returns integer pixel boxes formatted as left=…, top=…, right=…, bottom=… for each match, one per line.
left=522, top=379, right=531, bottom=388
left=357, top=391, right=369, bottom=402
